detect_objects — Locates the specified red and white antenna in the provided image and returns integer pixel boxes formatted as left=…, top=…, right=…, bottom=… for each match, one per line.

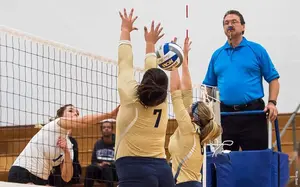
left=186, top=4, right=189, bottom=38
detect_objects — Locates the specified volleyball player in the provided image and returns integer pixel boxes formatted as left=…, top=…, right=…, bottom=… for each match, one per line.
left=169, top=36, right=222, bottom=187
left=115, top=8, right=174, bottom=187
left=8, top=104, right=119, bottom=185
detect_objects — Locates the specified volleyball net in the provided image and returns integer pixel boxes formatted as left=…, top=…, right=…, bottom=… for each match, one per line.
left=0, top=26, right=221, bottom=185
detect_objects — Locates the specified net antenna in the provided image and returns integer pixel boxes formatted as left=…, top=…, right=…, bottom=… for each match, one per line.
left=199, top=84, right=222, bottom=187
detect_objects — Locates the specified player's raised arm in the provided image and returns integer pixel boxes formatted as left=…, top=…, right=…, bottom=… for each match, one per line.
left=58, top=106, right=119, bottom=129
left=181, top=36, right=192, bottom=91
left=181, top=36, right=193, bottom=108
left=118, top=8, right=139, bottom=104
left=170, top=67, right=181, bottom=93
left=144, top=21, right=164, bottom=70
left=170, top=68, right=194, bottom=134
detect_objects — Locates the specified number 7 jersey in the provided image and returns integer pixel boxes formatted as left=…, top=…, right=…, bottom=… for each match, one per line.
left=115, top=41, right=168, bottom=160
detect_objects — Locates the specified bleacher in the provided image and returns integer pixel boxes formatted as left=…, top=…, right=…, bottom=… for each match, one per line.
left=0, top=113, right=299, bottom=186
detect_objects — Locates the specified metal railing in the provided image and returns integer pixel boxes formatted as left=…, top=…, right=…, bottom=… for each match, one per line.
left=273, top=104, right=300, bottom=186
left=272, top=104, right=300, bottom=150
left=221, top=110, right=282, bottom=152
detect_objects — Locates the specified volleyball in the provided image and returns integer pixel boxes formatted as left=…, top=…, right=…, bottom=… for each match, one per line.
left=156, top=42, right=184, bottom=71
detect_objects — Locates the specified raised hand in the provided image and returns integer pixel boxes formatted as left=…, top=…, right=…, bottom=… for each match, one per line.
left=171, top=37, right=177, bottom=44
left=183, top=36, right=192, bottom=58
left=57, top=136, right=68, bottom=152
left=144, top=21, right=164, bottom=44
left=119, top=8, right=138, bottom=32
left=181, top=36, right=192, bottom=90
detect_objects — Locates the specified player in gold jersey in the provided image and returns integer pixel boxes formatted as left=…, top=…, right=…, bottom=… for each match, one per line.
left=115, top=8, right=174, bottom=187
left=168, top=36, right=222, bottom=187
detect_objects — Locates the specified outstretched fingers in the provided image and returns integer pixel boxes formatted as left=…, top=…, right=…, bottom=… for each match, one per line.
left=123, top=8, right=128, bottom=18
left=119, top=8, right=138, bottom=32
left=157, top=33, right=165, bottom=41
left=171, top=37, right=178, bottom=43
left=119, top=11, right=124, bottom=19
left=129, top=8, right=134, bottom=19
left=155, top=23, right=161, bottom=33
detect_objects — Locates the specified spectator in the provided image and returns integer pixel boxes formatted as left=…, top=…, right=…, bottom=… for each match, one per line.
left=203, top=10, right=280, bottom=151
left=84, top=120, right=117, bottom=187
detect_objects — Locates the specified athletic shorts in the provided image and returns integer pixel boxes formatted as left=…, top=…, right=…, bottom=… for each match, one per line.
left=115, top=156, right=175, bottom=187
left=8, top=166, right=48, bottom=185
left=176, top=181, right=202, bottom=187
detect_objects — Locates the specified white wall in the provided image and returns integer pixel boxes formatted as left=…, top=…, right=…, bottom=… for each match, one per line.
left=0, top=0, right=299, bottom=115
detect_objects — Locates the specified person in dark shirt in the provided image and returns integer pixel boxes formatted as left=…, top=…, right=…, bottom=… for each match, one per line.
left=84, top=120, right=116, bottom=187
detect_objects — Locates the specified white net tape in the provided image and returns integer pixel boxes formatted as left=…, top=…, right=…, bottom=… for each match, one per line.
left=0, top=25, right=221, bottom=125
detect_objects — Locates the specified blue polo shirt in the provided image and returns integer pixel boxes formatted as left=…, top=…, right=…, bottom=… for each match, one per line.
left=203, top=37, right=279, bottom=105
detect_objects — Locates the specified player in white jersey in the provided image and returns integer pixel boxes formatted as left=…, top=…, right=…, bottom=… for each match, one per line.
left=8, top=104, right=119, bottom=185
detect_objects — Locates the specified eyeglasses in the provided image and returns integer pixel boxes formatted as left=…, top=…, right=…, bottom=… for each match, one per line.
left=223, top=20, right=240, bottom=26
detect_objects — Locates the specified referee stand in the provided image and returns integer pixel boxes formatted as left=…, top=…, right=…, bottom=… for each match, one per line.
left=203, top=110, right=289, bottom=187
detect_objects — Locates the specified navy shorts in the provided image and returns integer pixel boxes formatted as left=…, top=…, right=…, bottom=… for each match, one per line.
left=8, top=166, right=48, bottom=185
left=176, top=181, right=202, bottom=187
left=116, top=156, right=175, bottom=187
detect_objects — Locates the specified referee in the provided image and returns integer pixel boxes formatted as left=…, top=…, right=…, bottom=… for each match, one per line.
left=203, top=10, right=280, bottom=151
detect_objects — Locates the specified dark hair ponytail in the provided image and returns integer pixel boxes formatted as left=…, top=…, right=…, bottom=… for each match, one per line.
left=137, top=68, right=168, bottom=107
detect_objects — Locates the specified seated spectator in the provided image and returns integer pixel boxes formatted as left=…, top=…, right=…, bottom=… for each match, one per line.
left=84, top=120, right=117, bottom=187
left=48, top=129, right=82, bottom=187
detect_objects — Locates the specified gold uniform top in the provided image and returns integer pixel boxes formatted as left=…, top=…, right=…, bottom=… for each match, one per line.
left=115, top=41, right=168, bottom=160
left=168, top=90, right=203, bottom=184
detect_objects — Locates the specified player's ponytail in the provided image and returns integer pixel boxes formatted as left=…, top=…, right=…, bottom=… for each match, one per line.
left=137, top=68, right=168, bottom=107
left=192, top=102, right=222, bottom=145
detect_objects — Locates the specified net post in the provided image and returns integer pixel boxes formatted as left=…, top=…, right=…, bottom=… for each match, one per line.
left=203, top=143, right=207, bottom=187
left=202, top=86, right=220, bottom=187
left=209, top=87, right=221, bottom=152
left=268, top=120, right=272, bottom=149
left=213, top=88, right=221, bottom=144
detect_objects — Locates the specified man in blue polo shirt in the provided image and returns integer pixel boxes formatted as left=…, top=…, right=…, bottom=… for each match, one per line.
left=203, top=10, right=280, bottom=151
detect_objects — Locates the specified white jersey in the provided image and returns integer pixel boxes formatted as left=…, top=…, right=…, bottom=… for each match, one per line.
left=12, top=118, right=73, bottom=180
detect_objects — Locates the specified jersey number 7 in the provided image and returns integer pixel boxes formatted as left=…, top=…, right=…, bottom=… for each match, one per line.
left=153, top=109, right=162, bottom=128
